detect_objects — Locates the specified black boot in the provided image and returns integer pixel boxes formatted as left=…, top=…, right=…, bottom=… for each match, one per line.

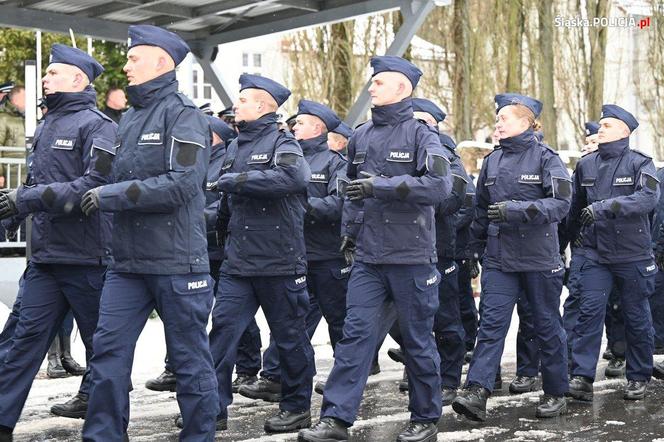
left=298, top=417, right=349, bottom=441
left=265, top=409, right=311, bottom=433
left=238, top=377, right=281, bottom=402
left=60, top=335, right=86, bottom=376
left=624, top=379, right=647, bottom=400
left=494, top=373, right=503, bottom=390
left=145, top=369, right=176, bottom=392
left=231, top=374, right=257, bottom=393
left=509, top=375, right=538, bottom=394
left=604, top=358, right=625, bottom=378
left=314, top=380, right=326, bottom=395
left=398, top=368, right=409, bottom=392
left=442, top=388, right=457, bottom=406
left=653, top=360, right=664, bottom=379
left=536, top=394, right=567, bottom=418
left=370, top=359, right=381, bottom=376
left=602, top=348, right=614, bottom=360
left=566, top=376, right=593, bottom=402
left=47, top=339, right=68, bottom=379
left=388, top=347, right=405, bottom=364
left=0, top=425, right=12, bottom=442
left=452, top=384, right=489, bottom=422
left=175, top=415, right=227, bottom=431
left=50, top=392, right=88, bottom=419
left=396, top=421, right=437, bottom=442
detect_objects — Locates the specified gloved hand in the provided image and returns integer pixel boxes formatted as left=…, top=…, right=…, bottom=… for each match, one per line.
left=464, top=258, right=480, bottom=279
left=346, top=171, right=375, bottom=201
left=81, top=188, right=101, bottom=216
left=0, top=189, right=18, bottom=220
left=573, top=232, right=584, bottom=248
left=580, top=206, right=595, bottom=226
left=216, top=231, right=225, bottom=248
left=5, top=225, right=18, bottom=241
left=340, top=236, right=356, bottom=265
left=487, top=201, right=508, bottom=222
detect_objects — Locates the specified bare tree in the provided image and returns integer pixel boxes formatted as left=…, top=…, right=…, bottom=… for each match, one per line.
left=586, top=0, right=609, bottom=120
left=452, top=0, right=472, bottom=140
left=537, top=0, right=558, bottom=146
left=505, top=0, right=524, bottom=91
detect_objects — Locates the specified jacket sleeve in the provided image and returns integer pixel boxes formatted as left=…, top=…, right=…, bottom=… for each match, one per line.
left=467, top=159, right=490, bottom=258
left=437, top=154, right=469, bottom=217
left=16, top=118, right=118, bottom=215
left=97, top=107, right=211, bottom=213
left=566, top=168, right=587, bottom=244
left=307, top=155, right=347, bottom=223
left=455, top=177, right=476, bottom=232
left=504, top=151, right=572, bottom=225
left=341, top=134, right=362, bottom=239
left=216, top=136, right=309, bottom=199
left=591, top=158, right=660, bottom=220
left=372, top=126, right=452, bottom=205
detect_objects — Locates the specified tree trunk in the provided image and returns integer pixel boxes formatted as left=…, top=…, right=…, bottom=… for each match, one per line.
left=586, top=0, right=608, bottom=120
left=453, top=0, right=472, bottom=141
left=505, top=0, right=524, bottom=91
left=537, top=0, right=558, bottom=147
left=330, top=22, right=354, bottom=118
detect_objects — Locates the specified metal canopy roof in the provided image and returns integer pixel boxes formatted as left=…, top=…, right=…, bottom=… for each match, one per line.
left=0, top=0, right=414, bottom=45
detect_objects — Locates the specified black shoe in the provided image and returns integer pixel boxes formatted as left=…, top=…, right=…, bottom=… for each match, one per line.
left=298, top=417, right=349, bottom=441
left=464, top=350, right=473, bottom=364
left=536, top=394, right=567, bottom=418
left=396, top=421, right=437, bottom=442
left=314, top=381, right=326, bottom=395
left=238, top=377, right=281, bottom=402
left=494, top=374, right=503, bottom=391
left=47, top=361, right=69, bottom=379
left=442, top=388, right=457, bottom=407
left=145, top=370, right=176, bottom=392
left=653, top=361, right=664, bottom=379
left=50, top=393, right=88, bottom=419
left=602, top=348, right=614, bottom=361
left=388, top=348, right=405, bottom=364
left=0, top=425, right=12, bottom=442
left=624, top=380, right=647, bottom=400
left=451, top=384, right=489, bottom=422
left=509, top=376, right=537, bottom=394
left=175, top=415, right=227, bottom=431
left=370, top=361, right=381, bottom=376
left=566, top=376, right=593, bottom=402
left=265, top=409, right=311, bottom=433
left=231, top=374, right=257, bottom=393
left=605, top=358, right=625, bottom=378
left=398, top=369, right=409, bottom=392
left=60, top=335, right=86, bottom=376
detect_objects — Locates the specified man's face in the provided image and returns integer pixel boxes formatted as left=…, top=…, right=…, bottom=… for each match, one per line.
left=107, top=89, right=127, bottom=110
left=233, top=89, right=263, bottom=123
left=293, top=114, right=324, bottom=141
left=327, top=132, right=348, bottom=152
left=123, top=46, right=168, bottom=86
left=582, top=133, right=599, bottom=154
left=597, top=118, right=629, bottom=143
left=42, top=63, right=85, bottom=95
left=368, top=72, right=408, bottom=107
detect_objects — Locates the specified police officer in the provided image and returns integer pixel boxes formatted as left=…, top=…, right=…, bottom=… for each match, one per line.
left=80, top=25, right=219, bottom=441
left=299, top=56, right=451, bottom=442
left=452, top=94, right=571, bottom=421
left=206, top=74, right=314, bottom=434
left=566, top=104, right=659, bottom=402
left=239, top=99, right=348, bottom=403
left=0, top=44, right=116, bottom=439
left=327, top=121, right=353, bottom=155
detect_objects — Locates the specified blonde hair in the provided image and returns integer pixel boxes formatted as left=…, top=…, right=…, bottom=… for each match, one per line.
left=511, top=104, right=542, bottom=132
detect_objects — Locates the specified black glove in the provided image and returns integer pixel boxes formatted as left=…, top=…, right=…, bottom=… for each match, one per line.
left=0, top=189, right=18, bottom=220
left=216, top=231, right=225, bottom=248
left=573, top=232, right=584, bottom=248
left=346, top=171, right=375, bottom=201
left=487, top=202, right=508, bottom=222
left=81, top=188, right=101, bottom=216
left=340, top=236, right=356, bottom=265
left=5, top=226, right=18, bottom=241
left=580, top=206, right=595, bottom=226
left=464, top=258, right=480, bottom=279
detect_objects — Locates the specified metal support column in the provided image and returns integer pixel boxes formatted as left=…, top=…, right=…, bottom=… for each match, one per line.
left=190, top=43, right=236, bottom=108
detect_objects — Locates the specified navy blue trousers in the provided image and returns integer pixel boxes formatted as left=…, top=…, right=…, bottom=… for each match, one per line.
left=456, top=259, right=478, bottom=351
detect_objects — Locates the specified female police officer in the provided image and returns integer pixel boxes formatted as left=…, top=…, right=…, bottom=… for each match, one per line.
left=452, top=94, right=571, bottom=421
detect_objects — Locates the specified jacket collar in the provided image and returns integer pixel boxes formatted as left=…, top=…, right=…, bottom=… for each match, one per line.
left=236, top=112, right=279, bottom=144
left=126, top=71, right=178, bottom=108
left=498, top=129, right=538, bottom=152
left=298, top=134, right=329, bottom=155
left=44, top=86, right=97, bottom=115
left=371, top=98, right=414, bottom=126
left=598, top=136, right=630, bottom=160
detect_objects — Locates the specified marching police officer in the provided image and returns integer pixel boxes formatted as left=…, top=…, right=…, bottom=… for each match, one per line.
left=239, top=99, right=349, bottom=402
left=207, top=74, right=315, bottom=434
left=327, top=121, right=353, bottom=155
left=300, top=56, right=451, bottom=442
left=0, top=44, right=116, bottom=439
left=566, top=104, right=659, bottom=402
left=452, top=94, right=571, bottom=421
left=80, top=25, right=219, bottom=441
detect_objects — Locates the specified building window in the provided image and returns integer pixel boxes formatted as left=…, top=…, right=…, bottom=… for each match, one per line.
left=253, top=53, right=262, bottom=67
left=204, top=85, right=212, bottom=100
left=192, top=70, right=199, bottom=99
left=242, top=52, right=249, bottom=67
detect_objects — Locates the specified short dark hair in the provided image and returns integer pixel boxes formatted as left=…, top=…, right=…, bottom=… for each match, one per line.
left=8, top=85, right=24, bottom=99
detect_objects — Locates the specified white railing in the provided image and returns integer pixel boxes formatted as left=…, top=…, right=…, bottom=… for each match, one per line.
left=0, top=146, right=27, bottom=249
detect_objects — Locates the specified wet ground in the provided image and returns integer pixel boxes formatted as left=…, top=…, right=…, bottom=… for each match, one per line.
left=4, top=303, right=664, bottom=441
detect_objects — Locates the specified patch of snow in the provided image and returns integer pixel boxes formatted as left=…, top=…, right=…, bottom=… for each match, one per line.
left=513, top=429, right=559, bottom=440
left=438, top=427, right=510, bottom=441
left=606, top=420, right=625, bottom=425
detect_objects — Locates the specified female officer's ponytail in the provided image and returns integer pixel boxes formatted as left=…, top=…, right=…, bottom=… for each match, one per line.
left=512, top=104, right=542, bottom=132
